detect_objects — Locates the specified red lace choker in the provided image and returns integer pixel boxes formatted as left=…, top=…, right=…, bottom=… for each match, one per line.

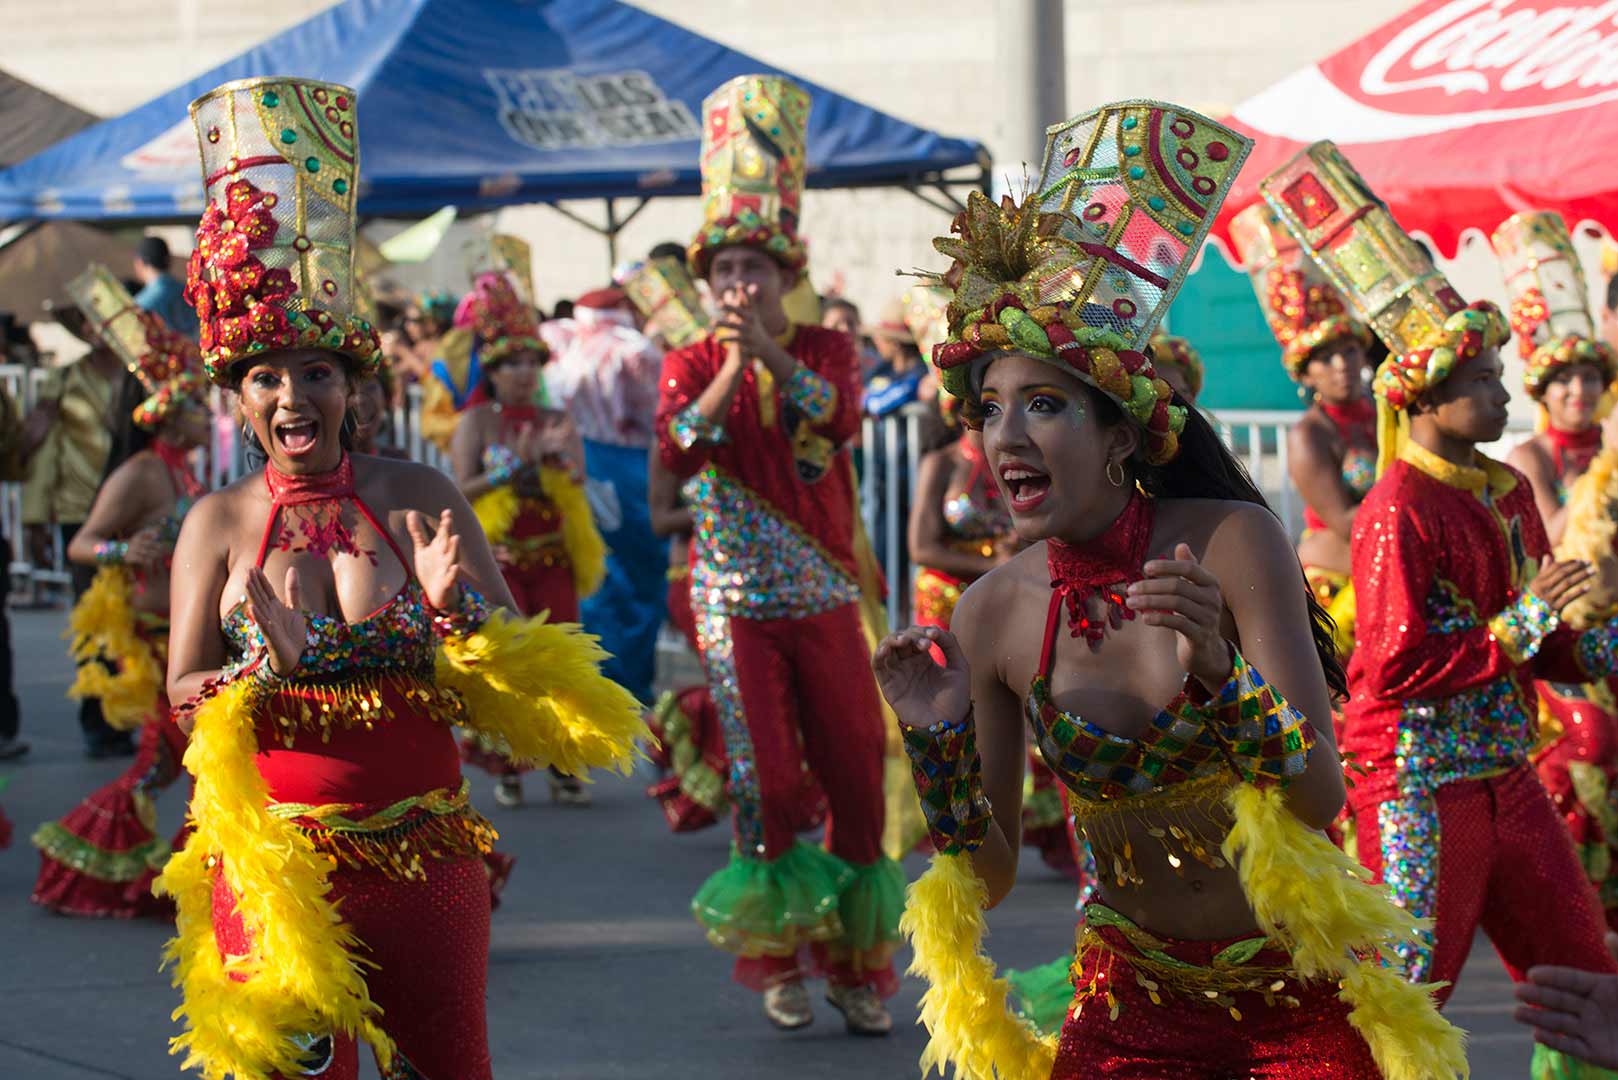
left=1046, top=492, right=1155, bottom=649
left=1318, top=397, right=1375, bottom=430
left=152, top=439, right=203, bottom=498
left=265, top=453, right=355, bottom=506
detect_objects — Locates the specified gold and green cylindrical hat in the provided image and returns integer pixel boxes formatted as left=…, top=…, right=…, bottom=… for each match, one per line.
left=928, top=101, right=1251, bottom=464
left=688, top=74, right=810, bottom=277
left=623, top=256, right=712, bottom=348
left=1258, top=141, right=1509, bottom=472
left=66, top=264, right=207, bottom=431
left=185, top=77, right=380, bottom=384
left=465, top=233, right=536, bottom=308
left=1228, top=201, right=1372, bottom=378
left=1489, top=210, right=1616, bottom=401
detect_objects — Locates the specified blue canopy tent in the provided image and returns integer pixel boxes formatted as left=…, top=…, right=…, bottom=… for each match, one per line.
left=0, top=0, right=987, bottom=259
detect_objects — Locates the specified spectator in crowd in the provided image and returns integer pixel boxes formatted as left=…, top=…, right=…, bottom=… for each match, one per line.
left=648, top=240, right=689, bottom=266
left=821, top=298, right=877, bottom=379
left=542, top=287, right=666, bottom=702
left=551, top=297, right=576, bottom=321
left=862, top=297, right=928, bottom=416
left=132, top=236, right=199, bottom=340
left=24, top=303, right=128, bottom=757
left=390, top=291, right=455, bottom=385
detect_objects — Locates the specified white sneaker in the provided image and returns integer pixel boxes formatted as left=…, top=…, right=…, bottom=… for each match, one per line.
left=494, top=775, right=523, bottom=808
left=826, top=984, right=892, bottom=1037
left=762, top=979, right=813, bottom=1030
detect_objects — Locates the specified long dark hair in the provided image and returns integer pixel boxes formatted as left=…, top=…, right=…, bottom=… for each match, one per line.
left=99, top=372, right=153, bottom=485
left=965, top=374, right=1349, bottom=701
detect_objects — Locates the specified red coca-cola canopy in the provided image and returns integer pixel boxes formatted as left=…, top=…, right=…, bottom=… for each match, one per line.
left=1211, top=0, right=1618, bottom=262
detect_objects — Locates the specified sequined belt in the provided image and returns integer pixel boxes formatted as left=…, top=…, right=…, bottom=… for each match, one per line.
left=1072, top=903, right=1299, bottom=1021
left=268, top=778, right=496, bottom=880
left=503, top=530, right=569, bottom=569
left=1393, top=676, right=1536, bottom=797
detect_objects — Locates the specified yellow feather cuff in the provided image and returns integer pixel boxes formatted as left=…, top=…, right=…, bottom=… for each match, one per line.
left=153, top=678, right=393, bottom=1080
left=66, top=567, right=164, bottom=730
left=539, top=466, right=608, bottom=599
left=1223, top=783, right=1469, bottom=1080
left=436, top=608, right=647, bottom=776
left=900, top=853, right=1058, bottom=1080
left=471, top=484, right=520, bottom=545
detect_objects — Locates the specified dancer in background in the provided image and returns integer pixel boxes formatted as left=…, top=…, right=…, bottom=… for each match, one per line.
left=661, top=74, right=901, bottom=1036
left=451, top=270, right=603, bottom=808
left=1494, top=210, right=1618, bottom=930
left=882, top=104, right=1462, bottom=1080
left=156, top=78, right=643, bottom=1079
left=1267, top=145, right=1618, bottom=1078
left=31, top=266, right=210, bottom=918
left=1230, top=202, right=1375, bottom=662
left=1148, top=332, right=1204, bottom=407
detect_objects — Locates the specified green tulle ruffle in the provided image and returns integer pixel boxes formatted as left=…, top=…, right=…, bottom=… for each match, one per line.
left=1532, top=1042, right=1618, bottom=1080
left=692, top=841, right=853, bottom=956
left=1006, top=954, right=1076, bottom=1035
left=836, top=855, right=905, bottom=952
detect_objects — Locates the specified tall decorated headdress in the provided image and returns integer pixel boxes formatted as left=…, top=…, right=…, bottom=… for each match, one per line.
left=623, top=256, right=712, bottom=348
left=688, top=75, right=810, bottom=277
left=928, top=101, right=1251, bottom=464
left=1489, top=210, right=1616, bottom=401
left=66, top=264, right=207, bottom=431
left=452, top=273, right=546, bottom=367
left=185, top=77, right=381, bottom=385
left=1148, top=331, right=1204, bottom=401
left=1258, top=141, right=1509, bottom=473
left=1228, top=201, right=1372, bottom=378
left=464, top=233, right=535, bottom=310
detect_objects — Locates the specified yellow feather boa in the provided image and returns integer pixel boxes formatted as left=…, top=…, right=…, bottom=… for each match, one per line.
left=540, top=465, right=607, bottom=599
left=1556, top=446, right=1618, bottom=630
left=66, top=567, right=163, bottom=731
left=437, top=607, right=648, bottom=777
left=471, top=469, right=608, bottom=600
left=153, top=679, right=393, bottom=1080
left=903, top=782, right=1468, bottom=1080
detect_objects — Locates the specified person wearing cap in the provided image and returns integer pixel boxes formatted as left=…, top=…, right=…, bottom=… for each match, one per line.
left=657, top=74, right=902, bottom=1036
left=25, top=295, right=130, bottom=757
left=30, top=265, right=211, bottom=918
left=132, top=235, right=199, bottom=341
left=1264, top=146, right=1618, bottom=1058
left=863, top=296, right=929, bottom=417
left=1493, top=211, right=1618, bottom=933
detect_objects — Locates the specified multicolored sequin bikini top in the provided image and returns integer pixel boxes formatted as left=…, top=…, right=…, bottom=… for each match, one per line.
left=222, top=456, right=438, bottom=682
left=941, top=440, right=1009, bottom=542
left=1305, top=400, right=1376, bottom=532
left=1025, top=589, right=1231, bottom=806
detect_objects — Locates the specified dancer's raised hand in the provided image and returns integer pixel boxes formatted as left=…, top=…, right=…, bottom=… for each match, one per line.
left=873, top=626, right=972, bottom=730
left=407, top=508, right=465, bottom=611
left=246, top=565, right=307, bottom=677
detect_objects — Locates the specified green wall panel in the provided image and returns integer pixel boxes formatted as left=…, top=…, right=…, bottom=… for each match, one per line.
left=1165, top=255, right=1300, bottom=411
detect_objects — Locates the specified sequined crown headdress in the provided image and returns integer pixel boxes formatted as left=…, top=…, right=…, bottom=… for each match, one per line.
left=688, top=74, right=810, bottom=277
left=1228, top=202, right=1371, bottom=378
left=1489, top=210, right=1615, bottom=401
left=927, top=101, right=1251, bottom=464
left=1258, top=142, right=1508, bottom=414
left=453, top=272, right=546, bottom=367
left=185, top=77, right=381, bottom=385
left=66, top=264, right=206, bottom=430
left=623, top=256, right=712, bottom=348
left=465, top=233, right=536, bottom=311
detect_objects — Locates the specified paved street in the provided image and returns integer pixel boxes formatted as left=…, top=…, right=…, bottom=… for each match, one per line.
left=0, top=604, right=1539, bottom=1079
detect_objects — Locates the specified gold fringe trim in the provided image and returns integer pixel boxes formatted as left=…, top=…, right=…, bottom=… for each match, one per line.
left=539, top=466, right=607, bottom=600
left=437, top=607, right=648, bottom=777
left=1223, top=783, right=1469, bottom=1080
left=1556, top=445, right=1618, bottom=629
left=65, top=567, right=164, bottom=731
left=901, top=853, right=1058, bottom=1080
left=269, top=780, right=497, bottom=882
left=152, top=678, right=393, bottom=1080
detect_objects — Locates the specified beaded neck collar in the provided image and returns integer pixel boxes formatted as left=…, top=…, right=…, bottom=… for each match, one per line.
left=265, top=453, right=355, bottom=506
left=1045, top=492, right=1155, bottom=648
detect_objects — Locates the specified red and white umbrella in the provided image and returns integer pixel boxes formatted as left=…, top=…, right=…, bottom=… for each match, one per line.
left=1211, top=0, right=1618, bottom=262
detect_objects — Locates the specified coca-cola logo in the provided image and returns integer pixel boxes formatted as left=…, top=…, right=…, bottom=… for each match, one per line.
left=1349, top=0, right=1618, bottom=110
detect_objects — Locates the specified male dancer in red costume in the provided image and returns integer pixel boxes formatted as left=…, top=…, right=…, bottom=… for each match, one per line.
left=657, top=74, right=901, bottom=1036
left=1265, top=144, right=1618, bottom=1078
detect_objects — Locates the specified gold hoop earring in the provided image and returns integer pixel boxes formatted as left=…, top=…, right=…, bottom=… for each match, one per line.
left=1106, top=458, right=1126, bottom=488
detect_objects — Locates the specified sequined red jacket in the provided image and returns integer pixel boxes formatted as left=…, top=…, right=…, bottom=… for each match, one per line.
left=1343, top=443, right=1604, bottom=807
left=656, top=325, right=864, bottom=605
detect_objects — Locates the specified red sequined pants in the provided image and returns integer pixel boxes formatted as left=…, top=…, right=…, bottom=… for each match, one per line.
left=212, top=854, right=493, bottom=1080
left=1354, top=765, right=1618, bottom=1002
left=1049, top=929, right=1380, bottom=1078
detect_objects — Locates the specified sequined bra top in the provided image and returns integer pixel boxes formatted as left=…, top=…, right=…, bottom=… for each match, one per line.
left=941, top=445, right=1009, bottom=542
left=1025, top=591, right=1230, bottom=805
left=222, top=463, right=438, bottom=683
